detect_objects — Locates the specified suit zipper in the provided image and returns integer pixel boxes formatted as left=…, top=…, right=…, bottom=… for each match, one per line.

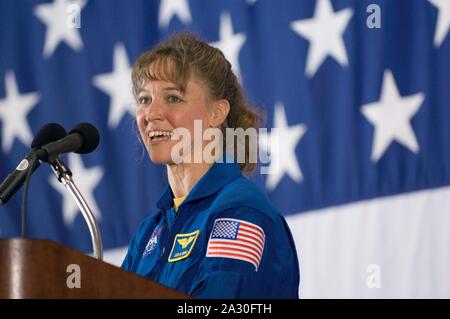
left=160, top=213, right=171, bottom=258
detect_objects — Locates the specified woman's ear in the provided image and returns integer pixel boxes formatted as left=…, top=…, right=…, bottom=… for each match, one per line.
left=209, top=99, right=230, bottom=128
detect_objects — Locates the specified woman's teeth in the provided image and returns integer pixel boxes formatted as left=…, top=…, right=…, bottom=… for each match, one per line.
left=148, top=131, right=173, bottom=139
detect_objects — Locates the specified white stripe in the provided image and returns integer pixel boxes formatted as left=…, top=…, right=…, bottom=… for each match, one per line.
left=207, top=248, right=260, bottom=267
left=239, top=228, right=264, bottom=243
left=208, top=238, right=263, bottom=256
left=286, top=185, right=450, bottom=298
left=207, top=247, right=260, bottom=263
left=239, top=222, right=265, bottom=238
left=239, top=224, right=265, bottom=241
left=208, top=242, right=262, bottom=259
left=237, top=233, right=264, bottom=252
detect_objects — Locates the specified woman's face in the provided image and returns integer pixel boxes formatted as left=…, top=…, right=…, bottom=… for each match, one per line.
left=136, top=74, right=214, bottom=165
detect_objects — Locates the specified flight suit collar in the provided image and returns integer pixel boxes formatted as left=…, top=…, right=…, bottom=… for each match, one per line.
left=156, top=158, right=242, bottom=210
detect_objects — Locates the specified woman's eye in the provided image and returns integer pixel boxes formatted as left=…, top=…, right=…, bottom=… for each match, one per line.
left=167, top=95, right=182, bottom=104
left=138, top=96, right=151, bottom=105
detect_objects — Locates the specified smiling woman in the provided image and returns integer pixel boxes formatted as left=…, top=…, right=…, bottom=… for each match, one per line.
left=132, top=33, right=259, bottom=174
left=121, top=32, right=300, bottom=298
left=135, top=72, right=218, bottom=166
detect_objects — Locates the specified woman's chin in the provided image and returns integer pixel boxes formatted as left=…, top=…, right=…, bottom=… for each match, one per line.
left=148, top=154, right=172, bottom=165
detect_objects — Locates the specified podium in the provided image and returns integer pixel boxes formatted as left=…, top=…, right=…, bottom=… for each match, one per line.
left=0, top=238, right=190, bottom=298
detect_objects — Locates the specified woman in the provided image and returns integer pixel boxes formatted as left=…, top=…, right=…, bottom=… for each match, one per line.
left=121, top=33, right=300, bottom=298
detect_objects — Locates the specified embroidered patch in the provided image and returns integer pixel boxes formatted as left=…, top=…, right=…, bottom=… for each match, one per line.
left=206, top=218, right=265, bottom=271
left=142, top=224, right=163, bottom=257
left=168, top=230, right=200, bottom=262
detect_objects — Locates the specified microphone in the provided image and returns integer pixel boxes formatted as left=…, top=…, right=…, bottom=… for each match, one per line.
left=39, top=122, right=100, bottom=162
left=0, top=123, right=67, bottom=205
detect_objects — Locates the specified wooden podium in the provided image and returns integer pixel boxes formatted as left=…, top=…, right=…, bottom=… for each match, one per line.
left=0, top=238, right=190, bottom=299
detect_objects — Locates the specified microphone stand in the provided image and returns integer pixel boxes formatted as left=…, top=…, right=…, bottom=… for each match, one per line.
left=49, top=157, right=103, bottom=260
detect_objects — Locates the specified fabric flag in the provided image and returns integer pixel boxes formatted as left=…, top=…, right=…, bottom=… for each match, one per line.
left=206, top=218, right=265, bottom=271
left=1, top=0, right=450, bottom=298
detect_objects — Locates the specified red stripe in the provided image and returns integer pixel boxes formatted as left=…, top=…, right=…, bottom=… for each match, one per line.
left=239, top=220, right=263, bottom=232
left=239, top=227, right=265, bottom=243
left=239, top=223, right=265, bottom=239
left=237, top=234, right=264, bottom=251
left=207, top=250, right=259, bottom=268
left=208, top=243, right=261, bottom=261
left=235, top=236, right=264, bottom=253
left=209, top=239, right=263, bottom=256
left=239, top=222, right=265, bottom=238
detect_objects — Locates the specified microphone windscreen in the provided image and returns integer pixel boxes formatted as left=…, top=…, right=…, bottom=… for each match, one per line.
left=69, top=122, right=100, bottom=154
left=31, top=123, right=67, bottom=148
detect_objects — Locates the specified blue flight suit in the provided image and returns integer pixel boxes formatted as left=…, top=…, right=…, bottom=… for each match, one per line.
left=121, top=159, right=300, bottom=298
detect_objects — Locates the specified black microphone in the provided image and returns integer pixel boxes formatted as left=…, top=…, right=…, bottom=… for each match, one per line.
left=0, top=123, right=67, bottom=205
left=39, top=122, right=100, bottom=162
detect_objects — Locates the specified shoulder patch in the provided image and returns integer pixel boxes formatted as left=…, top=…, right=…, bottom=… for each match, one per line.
left=142, top=224, right=164, bottom=258
left=168, top=230, right=200, bottom=262
left=206, top=218, right=265, bottom=271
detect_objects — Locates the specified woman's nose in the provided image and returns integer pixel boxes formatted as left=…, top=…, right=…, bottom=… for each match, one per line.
left=144, top=99, right=164, bottom=122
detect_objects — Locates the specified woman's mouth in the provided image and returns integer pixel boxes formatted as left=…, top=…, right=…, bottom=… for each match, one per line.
left=147, top=130, right=174, bottom=145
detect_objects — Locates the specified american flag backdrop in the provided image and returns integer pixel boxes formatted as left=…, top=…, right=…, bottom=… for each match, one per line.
left=1, top=0, right=450, bottom=298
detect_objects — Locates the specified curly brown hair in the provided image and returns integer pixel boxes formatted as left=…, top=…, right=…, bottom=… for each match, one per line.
left=132, top=32, right=262, bottom=174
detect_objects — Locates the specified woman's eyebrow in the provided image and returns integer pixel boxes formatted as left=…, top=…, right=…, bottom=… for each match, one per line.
left=138, top=86, right=181, bottom=94
left=162, top=86, right=180, bottom=91
left=138, top=88, right=149, bottom=94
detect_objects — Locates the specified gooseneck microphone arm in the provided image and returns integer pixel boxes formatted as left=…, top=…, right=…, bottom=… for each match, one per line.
left=1, top=122, right=103, bottom=259
left=50, top=157, right=103, bottom=260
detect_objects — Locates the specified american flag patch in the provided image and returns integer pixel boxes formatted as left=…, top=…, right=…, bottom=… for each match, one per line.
left=206, top=218, right=266, bottom=271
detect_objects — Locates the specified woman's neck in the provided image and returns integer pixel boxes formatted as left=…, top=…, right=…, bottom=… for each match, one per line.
left=167, top=162, right=213, bottom=198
